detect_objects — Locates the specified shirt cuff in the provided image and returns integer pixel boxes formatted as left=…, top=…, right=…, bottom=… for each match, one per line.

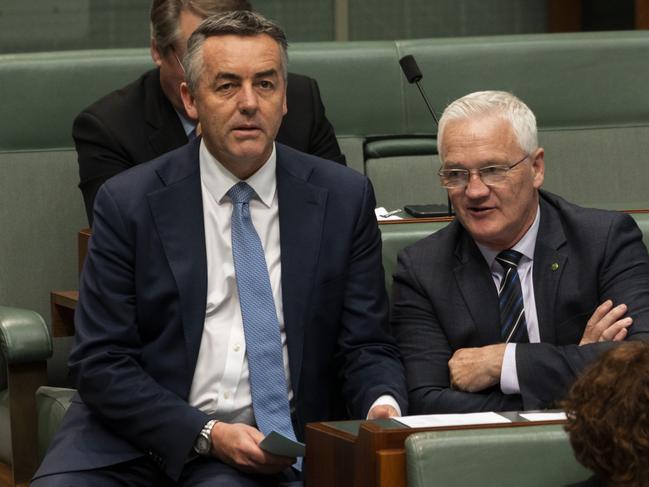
left=500, top=343, right=520, bottom=394
left=367, top=394, right=402, bottom=418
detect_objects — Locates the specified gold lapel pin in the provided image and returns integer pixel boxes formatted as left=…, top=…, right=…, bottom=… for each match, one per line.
left=551, top=263, right=559, bottom=271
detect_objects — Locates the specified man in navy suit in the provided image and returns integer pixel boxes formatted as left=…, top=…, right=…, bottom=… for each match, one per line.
left=392, top=91, right=649, bottom=414
left=34, top=11, right=405, bottom=486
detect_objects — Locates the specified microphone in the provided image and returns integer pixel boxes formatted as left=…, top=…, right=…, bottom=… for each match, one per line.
left=399, top=54, right=439, bottom=126
left=399, top=54, right=453, bottom=216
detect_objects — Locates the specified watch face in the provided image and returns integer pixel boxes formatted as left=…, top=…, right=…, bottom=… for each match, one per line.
left=196, top=435, right=210, bottom=455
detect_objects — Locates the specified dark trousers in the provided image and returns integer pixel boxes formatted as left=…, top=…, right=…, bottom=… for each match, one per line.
left=31, top=455, right=302, bottom=487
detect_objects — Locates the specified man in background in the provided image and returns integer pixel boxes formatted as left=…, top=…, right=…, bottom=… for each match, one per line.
left=75, top=0, right=345, bottom=224
left=392, top=90, right=649, bottom=413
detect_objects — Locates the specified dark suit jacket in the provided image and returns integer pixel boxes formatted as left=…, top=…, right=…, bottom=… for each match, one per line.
left=34, top=141, right=405, bottom=481
left=391, top=190, right=649, bottom=413
left=74, top=68, right=346, bottom=223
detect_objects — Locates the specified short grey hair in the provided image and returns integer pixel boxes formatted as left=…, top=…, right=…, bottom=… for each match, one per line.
left=183, top=10, right=288, bottom=94
left=437, top=90, right=538, bottom=158
left=149, top=0, right=252, bottom=56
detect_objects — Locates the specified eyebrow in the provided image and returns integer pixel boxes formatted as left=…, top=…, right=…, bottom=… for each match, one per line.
left=213, top=69, right=279, bottom=82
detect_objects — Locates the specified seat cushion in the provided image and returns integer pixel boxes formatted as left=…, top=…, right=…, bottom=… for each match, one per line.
left=36, top=386, right=75, bottom=461
left=406, top=424, right=592, bottom=487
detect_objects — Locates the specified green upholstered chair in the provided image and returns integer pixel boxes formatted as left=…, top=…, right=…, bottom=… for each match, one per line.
left=35, top=386, right=75, bottom=463
left=405, top=424, right=592, bottom=487
left=0, top=307, right=52, bottom=485
left=365, top=139, right=445, bottom=211
left=380, top=221, right=450, bottom=297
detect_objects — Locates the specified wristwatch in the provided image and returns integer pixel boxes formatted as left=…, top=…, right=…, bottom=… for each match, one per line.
left=194, top=419, right=218, bottom=456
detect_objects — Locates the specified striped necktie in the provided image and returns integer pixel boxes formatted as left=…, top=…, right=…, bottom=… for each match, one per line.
left=496, top=249, right=529, bottom=343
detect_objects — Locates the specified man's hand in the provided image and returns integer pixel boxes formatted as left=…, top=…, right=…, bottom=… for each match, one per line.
left=367, top=404, right=399, bottom=419
left=210, top=422, right=296, bottom=474
left=580, top=300, right=632, bottom=345
left=448, top=344, right=507, bottom=392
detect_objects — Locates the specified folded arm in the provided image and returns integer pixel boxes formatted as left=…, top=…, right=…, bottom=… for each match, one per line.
left=391, top=250, right=522, bottom=413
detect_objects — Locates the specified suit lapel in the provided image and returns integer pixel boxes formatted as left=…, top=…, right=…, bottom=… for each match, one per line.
left=533, top=196, right=567, bottom=343
left=453, top=230, right=502, bottom=344
left=147, top=140, right=207, bottom=375
left=144, top=69, right=189, bottom=157
left=276, top=145, right=327, bottom=395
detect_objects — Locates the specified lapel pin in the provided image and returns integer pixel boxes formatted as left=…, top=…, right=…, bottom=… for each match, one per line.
left=551, top=263, right=559, bottom=271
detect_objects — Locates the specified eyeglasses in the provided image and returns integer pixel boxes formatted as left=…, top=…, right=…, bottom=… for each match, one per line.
left=438, top=154, right=530, bottom=189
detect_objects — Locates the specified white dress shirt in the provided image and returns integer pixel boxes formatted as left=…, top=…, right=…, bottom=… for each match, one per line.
left=476, top=205, right=541, bottom=395
left=188, top=141, right=293, bottom=425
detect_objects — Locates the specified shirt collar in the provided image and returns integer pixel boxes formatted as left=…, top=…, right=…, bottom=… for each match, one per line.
left=199, top=141, right=277, bottom=207
left=476, top=204, right=541, bottom=269
left=175, top=110, right=197, bottom=137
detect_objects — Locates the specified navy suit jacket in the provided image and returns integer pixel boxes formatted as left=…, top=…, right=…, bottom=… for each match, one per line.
left=35, top=141, right=406, bottom=481
left=74, top=68, right=346, bottom=224
left=392, top=191, right=649, bottom=413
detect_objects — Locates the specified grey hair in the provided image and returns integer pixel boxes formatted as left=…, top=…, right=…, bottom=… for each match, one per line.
left=437, top=90, right=538, bottom=158
left=149, top=0, right=252, bottom=56
left=183, top=10, right=288, bottom=94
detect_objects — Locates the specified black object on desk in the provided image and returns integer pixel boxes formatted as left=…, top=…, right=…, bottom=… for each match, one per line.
left=404, top=203, right=451, bottom=218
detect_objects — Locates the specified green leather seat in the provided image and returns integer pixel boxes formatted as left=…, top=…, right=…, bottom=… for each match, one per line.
left=35, top=386, right=75, bottom=462
left=0, top=306, right=52, bottom=485
left=405, top=424, right=592, bottom=487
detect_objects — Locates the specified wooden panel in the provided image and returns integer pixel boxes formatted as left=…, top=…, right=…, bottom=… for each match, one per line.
left=306, top=422, right=357, bottom=487
left=636, top=0, right=649, bottom=28
left=78, top=228, right=91, bottom=277
left=7, top=361, right=47, bottom=485
left=376, top=448, right=406, bottom=487
left=0, top=462, right=29, bottom=487
left=548, top=0, right=582, bottom=32
left=50, top=290, right=78, bottom=337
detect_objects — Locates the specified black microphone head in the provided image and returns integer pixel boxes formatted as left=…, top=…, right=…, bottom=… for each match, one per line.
left=399, top=55, right=423, bottom=83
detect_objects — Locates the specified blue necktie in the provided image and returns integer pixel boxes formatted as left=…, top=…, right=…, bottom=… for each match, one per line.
left=496, top=249, right=529, bottom=343
left=228, top=182, right=299, bottom=452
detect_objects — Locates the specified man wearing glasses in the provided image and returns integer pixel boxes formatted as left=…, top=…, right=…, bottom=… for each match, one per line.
left=392, top=90, right=649, bottom=413
left=75, top=0, right=345, bottom=225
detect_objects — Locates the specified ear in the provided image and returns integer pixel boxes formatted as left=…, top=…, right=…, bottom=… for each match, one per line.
left=282, top=91, right=287, bottom=117
left=150, top=38, right=163, bottom=67
left=531, top=147, right=545, bottom=189
left=180, top=82, right=198, bottom=121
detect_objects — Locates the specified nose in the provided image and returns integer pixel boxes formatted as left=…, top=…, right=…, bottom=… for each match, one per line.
left=464, top=171, right=490, bottom=199
left=237, top=83, right=259, bottom=115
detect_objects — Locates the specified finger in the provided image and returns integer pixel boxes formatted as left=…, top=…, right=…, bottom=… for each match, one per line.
left=590, top=303, right=628, bottom=334
left=612, top=327, right=628, bottom=342
left=600, top=318, right=632, bottom=342
left=586, top=300, right=613, bottom=328
left=249, top=447, right=296, bottom=472
left=368, top=405, right=397, bottom=419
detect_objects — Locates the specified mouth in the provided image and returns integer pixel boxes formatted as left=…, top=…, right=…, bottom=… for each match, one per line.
left=231, top=125, right=262, bottom=137
left=467, top=206, right=495, bottom=216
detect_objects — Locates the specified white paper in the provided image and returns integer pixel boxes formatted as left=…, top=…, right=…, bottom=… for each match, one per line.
left=519, top=412, right=567, bottom=422
left=395, top=412, right=511, bottom=428
left=375, top=207, right=403, bottom=221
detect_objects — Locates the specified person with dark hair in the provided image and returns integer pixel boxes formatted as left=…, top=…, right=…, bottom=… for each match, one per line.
left=75, top=0, right=346, bottom=225
left=32, top=10, right=405, bottom=486
left=563, top=341, right=649, bottom=487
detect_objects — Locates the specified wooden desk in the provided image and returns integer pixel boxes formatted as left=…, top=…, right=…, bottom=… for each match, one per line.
left=50, top=290, right=78, bottom=337
left=305, top=414, right=567, bottom=487
left=49, top=229, right=89, bottom=337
